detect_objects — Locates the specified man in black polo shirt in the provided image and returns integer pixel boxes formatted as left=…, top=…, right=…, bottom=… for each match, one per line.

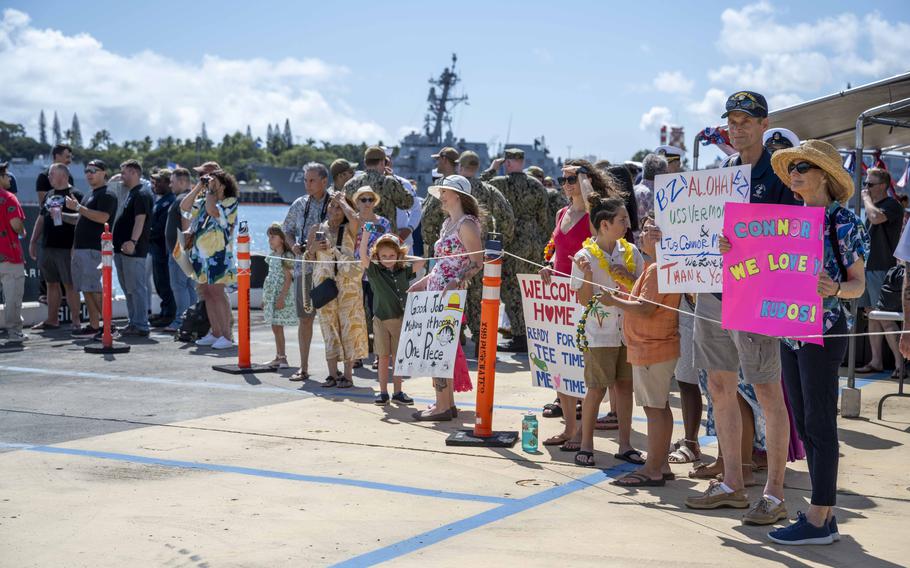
left=65, top=159, right=118, bottom=336
left=35, top=144, right=74, bottom=204
left=149, top=168, right=176, bottom=327
left=112, top=159, right=154, bottom=337
left=686, top=91, right=797, bottom=526
left=28, top=163, right=83, bottom=331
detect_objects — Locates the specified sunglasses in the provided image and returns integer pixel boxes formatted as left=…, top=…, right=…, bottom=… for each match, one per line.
left=787, top=161, right=821, bottom=175
left=558, top=175, right=578, bottom=185
left=359, top=197, right=375, bottom=203
left=84, top=168, right=101, bottom=174
left=725, top=93, right=766, bottom=114
left=862, top=180, right=882, bottom=188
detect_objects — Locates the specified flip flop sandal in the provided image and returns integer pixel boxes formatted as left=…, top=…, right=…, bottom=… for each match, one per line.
left=855, top=364, right=883, bottom=374
left=289, top=371, right=310, bottom=382
left=560, top=441, right=581, bottom=452
left=31, top=322, right=60, bottom=330
left=574, top=450, right=596, bottom=467
left=668, top=445, right=700, bottom=464
left=689, top=462, right=719, bottom=479
left=595, top=412, right=619, bottom=430
left=614, top=449, right=645, bottom=465
left=610, top=472, right=666, bottom=487
left=542, top=403, right=563, bottom=418
left=662, top=472, right=677, bottom=481
left=542, top=434, right=570, bottom=446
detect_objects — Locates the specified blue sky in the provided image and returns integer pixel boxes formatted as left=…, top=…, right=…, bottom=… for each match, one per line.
left=2, top=1, right=909, bottom=164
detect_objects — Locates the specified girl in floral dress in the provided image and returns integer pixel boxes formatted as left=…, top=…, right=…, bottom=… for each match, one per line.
left=408, top=175, right=484, bottom=421
left=261, top=223, right=297, bottom=369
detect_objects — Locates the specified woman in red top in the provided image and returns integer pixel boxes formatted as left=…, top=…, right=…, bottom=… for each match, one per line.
left=538, top=160, right=622, bottom=448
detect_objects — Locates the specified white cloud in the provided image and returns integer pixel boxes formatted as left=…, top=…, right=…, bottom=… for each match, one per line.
left=718, top=2, right=859, bottom=55
left=639, top=106, right=672, bottom=131
left=708, top=52, right=833, bottom=93
left=0, top=9, right=387, bottom=144
left=686, top=89, right=728, bottom=123
left=838, top=15, right=910, bottom=77
left=653, top=71, right=694, bottom=95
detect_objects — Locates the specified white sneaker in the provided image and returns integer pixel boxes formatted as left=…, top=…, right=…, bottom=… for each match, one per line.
left=211, top=336, right=235, bottom=350
left=195, top=332, right=217, bottom=346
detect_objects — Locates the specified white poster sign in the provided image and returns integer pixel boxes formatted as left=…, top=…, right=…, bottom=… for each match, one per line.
left=654, top=165, right=751, bottom=293
left=395, top=290, right=466, bottom=378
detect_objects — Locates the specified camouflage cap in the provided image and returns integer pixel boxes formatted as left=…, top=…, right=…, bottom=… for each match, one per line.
left=525, top=166, right=545, bottom=181
left=364, top=146, right=386, bottom=161
left=504, top=148, right=524, bottom=160
left=330, top=159, right=358, bottom=178
left=431, top=147, right=460, bottom=162
left=150, top=167, right=172, bottom=179
left=456, top=150, right=480, bottom=167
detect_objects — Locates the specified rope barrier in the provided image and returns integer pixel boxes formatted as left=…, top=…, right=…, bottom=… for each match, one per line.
left=249, top=246, right=910, bottom=341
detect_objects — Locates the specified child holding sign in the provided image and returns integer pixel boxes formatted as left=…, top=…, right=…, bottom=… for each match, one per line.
left=601, top=219, right=682, bottom=486
left=359, top=233, right=425, bottom=405
left=570, top=195, right=644, bottom=467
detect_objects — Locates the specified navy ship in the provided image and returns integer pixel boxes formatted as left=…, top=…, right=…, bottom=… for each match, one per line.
left=255, top=54, right=561, bottom=202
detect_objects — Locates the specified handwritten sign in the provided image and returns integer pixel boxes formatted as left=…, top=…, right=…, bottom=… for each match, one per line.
left=721, top=203, right=824, bottom=344
left=518, top=275, right=587, bottom=397
left=654, top=165, right=751, bottom=293
left=395, top=290, right=466, bottom=378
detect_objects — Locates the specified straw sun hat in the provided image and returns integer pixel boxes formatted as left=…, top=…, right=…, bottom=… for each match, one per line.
left=770, top=139, right=854, bottom=204
left=352, top=186, right=380, bottom=206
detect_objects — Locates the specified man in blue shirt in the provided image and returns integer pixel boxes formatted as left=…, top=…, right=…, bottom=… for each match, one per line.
left=149, top=168, right=176, bottom=327
left=687, top=91, right=796, bottom=528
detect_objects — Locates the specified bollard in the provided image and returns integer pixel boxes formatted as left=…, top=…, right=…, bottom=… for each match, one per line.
left=213, top=220, right=275, bottom=374
left=446, top=233, right=517, bottom=447
left=84, top=223, right=130, bottom=354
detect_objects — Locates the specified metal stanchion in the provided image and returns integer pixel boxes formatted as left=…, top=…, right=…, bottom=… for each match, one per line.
left=85, top=223, right=130, bottom=354
left=214, top=221, right=275, bottom=374
left=446, top=233, right=518, bottom=447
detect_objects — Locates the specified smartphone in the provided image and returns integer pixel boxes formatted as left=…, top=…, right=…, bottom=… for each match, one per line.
left=315, top=231, right=326, bottom=242
left=364, top=221, right=375, bottom=233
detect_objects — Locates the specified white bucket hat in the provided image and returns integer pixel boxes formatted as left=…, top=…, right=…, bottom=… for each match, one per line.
left=428, top=175, right=474, bottom=201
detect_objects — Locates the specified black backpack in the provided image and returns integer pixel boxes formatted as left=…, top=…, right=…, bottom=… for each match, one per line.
left=876, top=264, right=905, bottom=312
left=176, top=300, right=210, bottom=342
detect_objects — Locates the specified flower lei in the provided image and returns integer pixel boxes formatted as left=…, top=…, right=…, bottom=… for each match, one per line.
left=575, top=237, right=637, bottom=353
left=543, top=237, right=556, bottom=263
left=581, top=237, right=636, bottom=291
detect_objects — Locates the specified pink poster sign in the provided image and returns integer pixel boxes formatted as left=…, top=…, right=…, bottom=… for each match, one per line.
left=721, top=203, right=825, bottom=345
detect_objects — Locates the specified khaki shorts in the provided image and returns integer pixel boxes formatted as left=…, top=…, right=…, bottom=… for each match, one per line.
left=693, top=294, right=781, bottom=385
left=373, top=317, right=402, bottom=358
left=633, top=359, right=678, bottom=408
left=583, top=346, right=632, bottom=389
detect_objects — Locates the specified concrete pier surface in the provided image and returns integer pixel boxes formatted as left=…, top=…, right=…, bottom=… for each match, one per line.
left=1, top=317, right=908, bottom=567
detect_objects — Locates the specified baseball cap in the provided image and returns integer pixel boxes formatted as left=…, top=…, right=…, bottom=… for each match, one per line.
left=525, top=166, right=545, bottom=181
left=364, top=146, right=386, bottom=161
left=193, top=161, right=221, bottom=174
left=151, top=167, right=172, bottom=179
left=330, top=159, right=357, bottom=178
left=431, top=147, right=460, bottom=162
left=456, top=150, right=480, bottom=167
left=85, top=159, right=107, bottom=171
left=721, top=91, right=769, bottom=119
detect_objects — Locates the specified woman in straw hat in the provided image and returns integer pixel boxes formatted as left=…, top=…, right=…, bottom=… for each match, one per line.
left=408, top=175, right=484, bottom=421
left=763, top=139, right=869, bottom=545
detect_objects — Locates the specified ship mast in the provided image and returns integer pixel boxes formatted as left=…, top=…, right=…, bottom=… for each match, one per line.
left=425, top=53, right=468, bottom=145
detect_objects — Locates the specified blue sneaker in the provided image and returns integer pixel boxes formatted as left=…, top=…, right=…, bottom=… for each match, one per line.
left=768, top=512, right=834, bottom=546
left=829, top=516, right=840, bottom=542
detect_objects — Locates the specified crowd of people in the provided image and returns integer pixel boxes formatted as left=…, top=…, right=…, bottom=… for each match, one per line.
left=1, top=88, right=908, bottom=547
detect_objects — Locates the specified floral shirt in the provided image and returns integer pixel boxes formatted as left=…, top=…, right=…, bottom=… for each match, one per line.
left=785, top=203, right=868, bottom=349
left=354, top=215, right=392, bottom=260
left=427, top=215, right=479, bottom=292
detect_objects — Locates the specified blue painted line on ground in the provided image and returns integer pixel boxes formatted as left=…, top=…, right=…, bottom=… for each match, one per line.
left=331, top=461, right=638, bottom=568
left=0, top=443, right=513, bottom=505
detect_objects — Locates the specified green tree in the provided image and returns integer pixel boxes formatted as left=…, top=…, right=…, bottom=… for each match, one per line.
left=630, top=149, right=651, bottom=162
left=38, top=110, right=48, bottom=146
left=52, top=112, right=62, bottom=145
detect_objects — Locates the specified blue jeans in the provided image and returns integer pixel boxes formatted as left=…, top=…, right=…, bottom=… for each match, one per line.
left=168, top=256, right=198, bottom=327
left=115, top=253, right=150, bottom=331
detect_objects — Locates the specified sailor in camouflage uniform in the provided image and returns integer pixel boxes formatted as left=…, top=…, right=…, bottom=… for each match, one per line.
left=419, top=146, right=459, bottom=248
left=458, top=150, right=515, bottom=352
left=342, top=146, right=414, bottom=231
left=481, top=148, right=548, bottom=352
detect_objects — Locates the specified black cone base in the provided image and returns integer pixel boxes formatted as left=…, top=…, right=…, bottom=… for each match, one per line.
left=84, top=342, right=131, bottom=354
left=445, top=429, right=518, bottom=447
left=212, top=363, right=277, bottom=374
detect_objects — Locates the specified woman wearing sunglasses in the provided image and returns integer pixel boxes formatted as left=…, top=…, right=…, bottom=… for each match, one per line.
left=764, top=140, right=868, bottom=545
left=353, top=186, right=392, bottom=368
left=538, top=160, right=622, bottom=449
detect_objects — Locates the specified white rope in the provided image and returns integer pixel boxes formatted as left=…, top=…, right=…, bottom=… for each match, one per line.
left=252, top=246, right=910, bottom=341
